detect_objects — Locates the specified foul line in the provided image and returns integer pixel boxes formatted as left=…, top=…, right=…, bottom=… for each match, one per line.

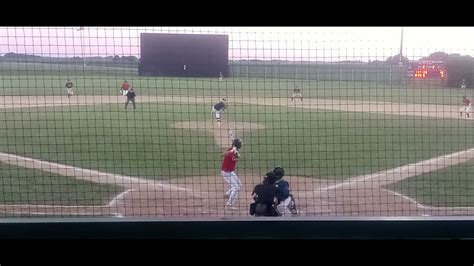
left=108, top=189, right=134, bottom=207
left=0, top=152, right=192, bottom=192
left=320, top=148, right=474, bottom=191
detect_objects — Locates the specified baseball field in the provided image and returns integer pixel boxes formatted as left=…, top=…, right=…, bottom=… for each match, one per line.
left=1, top=62, right=474, bottom=218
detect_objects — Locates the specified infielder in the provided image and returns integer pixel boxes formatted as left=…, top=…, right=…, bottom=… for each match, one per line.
left=211, top=98, right=227, bottom=127
left=222, top=138, right=242, bottom=210
left=291, top=86, right=303, bottom=102
left=65, top=79, right=74, bottom=98
left=125, top=88, right=136, bottom=110
left=460, top=96, right=472, bottom=118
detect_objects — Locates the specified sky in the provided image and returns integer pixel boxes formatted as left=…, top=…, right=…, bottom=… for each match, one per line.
left=0, top=27, right=473, bottom=62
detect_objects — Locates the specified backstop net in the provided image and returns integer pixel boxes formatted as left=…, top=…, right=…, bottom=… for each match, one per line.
left=0, top=27, right=473, bottom=218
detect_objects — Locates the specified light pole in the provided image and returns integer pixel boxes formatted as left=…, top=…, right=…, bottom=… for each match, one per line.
left=76, top=27, right=86, bottom=67
left=399, top=27, right=404, bottom=85
left=399, top=27, right=404, bottom=64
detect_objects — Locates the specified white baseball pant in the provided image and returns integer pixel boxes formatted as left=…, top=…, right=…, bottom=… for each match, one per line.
left=221, top=170, right=241, bottom=206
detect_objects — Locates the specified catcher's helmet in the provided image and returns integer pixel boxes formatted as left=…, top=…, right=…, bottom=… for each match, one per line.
left=273, top=166, right=285, bottom=180
left=232, top=138, right=242, bottom=149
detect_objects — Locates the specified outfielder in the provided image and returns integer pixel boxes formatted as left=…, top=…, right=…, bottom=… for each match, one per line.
left=291, top=86, right=303, bottom=102
left=211, top=98, right=227, bottom=127
left=222, top=138, right=242, bottom=210
left=460, top=96, right=472, bottom=118
left=461, top=79, right=467, bottom=90
left=65, top=79, right=74, bottom=98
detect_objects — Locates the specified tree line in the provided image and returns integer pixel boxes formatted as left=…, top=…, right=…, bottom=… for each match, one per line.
left=0, top=53, right=139, bottom=67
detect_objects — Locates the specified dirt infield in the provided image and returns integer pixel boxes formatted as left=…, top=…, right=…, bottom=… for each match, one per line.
left=1, top=94, right=474, bottom=218
left=1, top=95, right=469, bottom=120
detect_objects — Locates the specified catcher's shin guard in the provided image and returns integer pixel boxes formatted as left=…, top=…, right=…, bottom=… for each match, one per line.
left=288, top=194, right=298, bottom=216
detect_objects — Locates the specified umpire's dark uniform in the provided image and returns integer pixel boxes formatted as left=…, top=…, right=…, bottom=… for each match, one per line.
left=125, top=89, right=136, bottom=110
left=250, top=173, right=279, bottom=217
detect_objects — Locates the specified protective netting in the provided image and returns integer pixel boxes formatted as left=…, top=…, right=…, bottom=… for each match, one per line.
left=0, top=27, right=473, bottom=218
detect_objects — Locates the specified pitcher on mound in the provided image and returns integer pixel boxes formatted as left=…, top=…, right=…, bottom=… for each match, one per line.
left=211, top=98, right=227, bottom=127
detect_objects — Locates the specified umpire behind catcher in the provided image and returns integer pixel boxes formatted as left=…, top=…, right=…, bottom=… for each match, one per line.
left=249, top=171, right=279, bottom=217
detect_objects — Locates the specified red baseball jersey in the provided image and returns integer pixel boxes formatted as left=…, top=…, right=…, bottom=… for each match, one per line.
left=122, top=83, right=130, bottom=90
left=464, top=98, right=471, bottom=105
left=221, top=147, right=238, bottom=172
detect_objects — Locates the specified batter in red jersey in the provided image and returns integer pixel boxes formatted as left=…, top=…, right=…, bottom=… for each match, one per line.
left=222, top=138, right=243, bottom=210
left=460, top=96, right=472, bottom=118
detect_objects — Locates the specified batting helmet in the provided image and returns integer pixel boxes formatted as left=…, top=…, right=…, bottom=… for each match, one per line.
left=273, top=166, right=285, bottom=180
left=232, top=138, right=242, bottom=149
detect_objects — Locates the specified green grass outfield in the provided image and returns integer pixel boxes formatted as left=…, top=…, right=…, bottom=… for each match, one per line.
left=386, top=159, right=474, bottom=207
left=0, top=62, right=471, bottom=105
left=0, top=162, right=123, bottom=205
left=0, top=102, right=472, bottom=180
